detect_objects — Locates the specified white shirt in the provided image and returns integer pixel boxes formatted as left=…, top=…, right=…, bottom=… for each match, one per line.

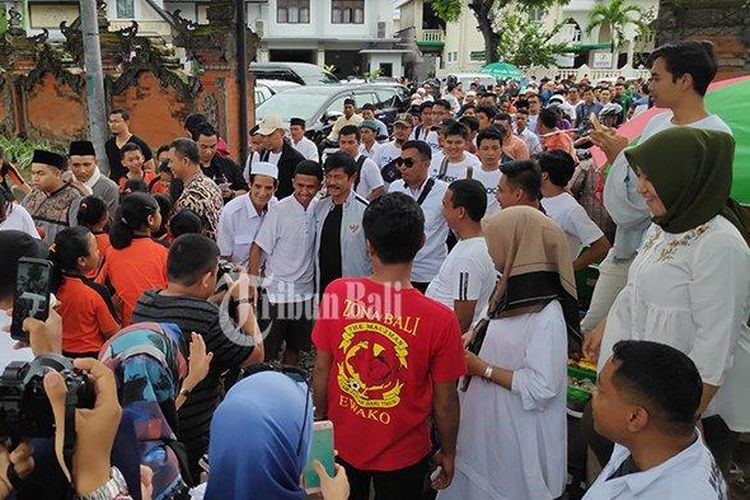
left=600, top=215, right=750, bottom=431
left=471, top=167, right=502, bottom=216
left=216, top=195, right=268, bottom=267
left=292, top=136, right=319, bottom=162
left=0, top=204, right=40, bottom=239
left=410, top=126, right=441, bottom=152
left=437, top=301, right=568, bottom=500
left=374, top=140, right=402, bottom=169
left=254, top=196, right=316, bottom=303
left=359, top=142, right=383, bottom=162
left=426, top=237, right=496, bottom=325
left=243, top=150, right=283, bottom=183
left=353, top=154, right=384, bottom=199
left=0, top=311, right=34, bottom=372
left=517, top=127, right=542, bottom=155
left=541, top=192, right=605, bottom=258
left=583, top=432, right=727, bottom=500
left=429, top=152, right=482, bottom=183
left=388, top=178, right=449, bottom=283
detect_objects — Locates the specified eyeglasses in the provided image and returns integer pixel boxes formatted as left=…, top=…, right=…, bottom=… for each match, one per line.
left=396, top=157, right=417, bottom=169
left=242, top=362, right=311, bottom=456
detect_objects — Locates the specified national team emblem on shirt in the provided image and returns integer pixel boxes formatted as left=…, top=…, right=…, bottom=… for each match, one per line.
left=336, top=322, right=408, bottom=410
left=349, top=224, right=359, bottom=233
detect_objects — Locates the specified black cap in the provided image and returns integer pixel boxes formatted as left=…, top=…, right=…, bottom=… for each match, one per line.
left=0, top=231, right=49, bottom=295
left=32, top=150, right=66, bottom=170
left=290, top=118, right=306, bottom=127
left=68, top=140, right=96, bottom=157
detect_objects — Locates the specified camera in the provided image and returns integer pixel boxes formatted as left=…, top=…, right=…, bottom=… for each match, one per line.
left=0, top=354, right=95, bottom=438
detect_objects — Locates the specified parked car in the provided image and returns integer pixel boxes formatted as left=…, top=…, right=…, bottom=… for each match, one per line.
left=255, top=83, right=410, bottom=145
left=254, top=83, right=274, bottom=107
left=249, top=62, right=338, bottom=85
left=256, top=79, right=301, bottom=94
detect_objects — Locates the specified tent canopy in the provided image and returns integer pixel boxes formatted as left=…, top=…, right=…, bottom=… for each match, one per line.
left=479, top=62, right=524, bottom=80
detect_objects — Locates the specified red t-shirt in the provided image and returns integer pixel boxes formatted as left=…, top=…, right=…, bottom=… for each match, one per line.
left=58, top=275, right=119, bottom=354
left=118, top=170, right=155, bottom=192
left=97, top=237, right=168, bottom=325
left=312, top=278, right=466, bottom=471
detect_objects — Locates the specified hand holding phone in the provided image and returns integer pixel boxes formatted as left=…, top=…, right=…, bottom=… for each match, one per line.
left=303, top=420, right=335, bottom=494
left=11, top=258, right=53, bottom=343
left=589, top=113, right=603, bottom=133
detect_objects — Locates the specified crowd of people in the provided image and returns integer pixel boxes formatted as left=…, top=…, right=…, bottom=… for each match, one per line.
left=0, top=39, right=747, bottom=500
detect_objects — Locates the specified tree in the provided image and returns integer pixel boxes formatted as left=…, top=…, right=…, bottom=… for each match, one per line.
left=428, top=0, right=564, bottom=65
left=585, top=0, right=649, bottom=68
left=496, top=11, right=570, bottom=67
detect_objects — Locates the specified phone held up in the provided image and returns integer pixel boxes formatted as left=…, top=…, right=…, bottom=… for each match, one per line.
left=10, top=257, right=53, bottom=342
left=303, top=420, right=335, bottom=494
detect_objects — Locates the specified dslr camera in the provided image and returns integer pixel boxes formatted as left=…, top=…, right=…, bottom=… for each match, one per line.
left=0, top=354, right=94, bottom=438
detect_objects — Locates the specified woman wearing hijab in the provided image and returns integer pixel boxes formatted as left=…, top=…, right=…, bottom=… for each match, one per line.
left=584, top=127, right=750, bottom=474
left=438, top=206, right=583, bottom=500
left=100, top=322, right=190, bottom=499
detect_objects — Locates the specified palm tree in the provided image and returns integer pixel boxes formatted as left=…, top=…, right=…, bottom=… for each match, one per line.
left=586, top=0, right=649, bottom=68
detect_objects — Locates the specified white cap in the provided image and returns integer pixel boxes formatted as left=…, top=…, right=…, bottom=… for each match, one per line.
left=548, top=94, right=565, bottom=105
left=257, top=115, right=285, bottom=136
left=250, top=161, right=278, bottom=180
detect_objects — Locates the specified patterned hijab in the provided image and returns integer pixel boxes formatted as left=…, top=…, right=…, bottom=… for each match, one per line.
left=475, top=206, right=582, bottom=358
left=100, top=322, right=188, bottom=500
left=624, top=127, right=750, bottom=243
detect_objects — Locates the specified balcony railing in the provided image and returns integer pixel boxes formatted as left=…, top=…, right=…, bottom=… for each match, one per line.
left=419, top=29, right=444, bottom=44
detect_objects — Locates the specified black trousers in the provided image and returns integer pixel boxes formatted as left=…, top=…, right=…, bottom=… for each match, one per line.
left=339, top=455, right=431, bottom=500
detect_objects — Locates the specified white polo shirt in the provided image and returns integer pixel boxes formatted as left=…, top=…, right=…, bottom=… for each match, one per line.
left=354, top=154, right=384, bottom=199
left=429, top=151, right=482, bottom=183
left=216, top=194, right=268, bottom=267
left=359, top=142, right=383, bottom=162
left=254, top=195, right=317, bottom=303
left=541, top=192, right=604, bottom=258
left=583, top=432, right=727, bottom=500
left=292, top=136, right=319, bottom=162
left=426, top=236, right=496, bottom=325
left=388, top=177, right=449, bottom=283
left=374, top=140, right=402, bottom=169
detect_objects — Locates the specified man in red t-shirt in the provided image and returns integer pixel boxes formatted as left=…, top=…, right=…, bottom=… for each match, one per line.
left=312, top=192, right=466, bottom=500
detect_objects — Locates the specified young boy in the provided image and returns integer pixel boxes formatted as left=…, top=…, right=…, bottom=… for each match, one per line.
left=149, top=161, right=173, bottom=196
left=118, top=143, right=154, bottom=192
left=472, top=127, right=504, bottom=216
left=538, top=150, right=610, bottom=271
left=429, top=121, right=481, bottom=183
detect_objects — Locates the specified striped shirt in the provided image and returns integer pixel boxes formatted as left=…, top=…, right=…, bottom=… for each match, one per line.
left=132, top=291, right=254, bottom=479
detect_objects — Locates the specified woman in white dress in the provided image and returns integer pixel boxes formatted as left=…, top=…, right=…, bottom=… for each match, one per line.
left=584, top=127, right=750, bottom=474
left=438, top=206, right=583, bottom=500
left=0, top=194, right=39, bottom=238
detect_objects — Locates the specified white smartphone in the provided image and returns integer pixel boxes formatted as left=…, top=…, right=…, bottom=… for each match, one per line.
left=303, top=420, right=335, bottom=494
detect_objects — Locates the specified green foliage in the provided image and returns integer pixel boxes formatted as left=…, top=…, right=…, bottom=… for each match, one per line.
left=586, top=0, right=649, bottom=52
left=426, top=0, right=464, bottom=23
left=0, top=135, right=62, bottom=176
left=496, top=11, right=569, bottom=67
left=363, top=69, right=382, bottom=81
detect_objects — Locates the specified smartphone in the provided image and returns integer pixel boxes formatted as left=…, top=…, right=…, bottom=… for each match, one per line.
left=10, top=258, right=53, bottom=342
left=303, top=420, right=335, bottom=494
left=589, top=113, right=603, bottom=132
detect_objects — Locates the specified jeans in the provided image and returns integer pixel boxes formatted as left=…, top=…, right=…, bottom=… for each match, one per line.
left=580, top=248, right=633, bottom=334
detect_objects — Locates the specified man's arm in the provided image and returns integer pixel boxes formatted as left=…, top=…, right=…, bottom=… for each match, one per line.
left=248, top=243, right=264, bottom=300
left=573, top=236, right=611, bottom=272
left=431, top=381, right=460, bottom=489
left=313, top=351, right=333, bottom=419
left=453, top=300, right=478, bottom=333
left=368, top=186, right=385, bottom=200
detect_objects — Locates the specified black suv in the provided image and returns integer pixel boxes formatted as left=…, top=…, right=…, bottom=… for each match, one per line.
left=255, top=83, right=411, bottom=145
left=249, top=62, right=339, bottom=85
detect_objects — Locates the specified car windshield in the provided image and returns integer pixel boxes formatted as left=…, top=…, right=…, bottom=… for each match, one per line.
left=256, top=90, right=334, bottom=122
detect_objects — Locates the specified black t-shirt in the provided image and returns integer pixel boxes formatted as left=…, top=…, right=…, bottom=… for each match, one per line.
left=132, top=290, right=254, bottom=482
left=318, top=203, right=343, bottom=294
left=105, top=134, right=154, bottom=182
left=200, top=154, right=249, bottom=201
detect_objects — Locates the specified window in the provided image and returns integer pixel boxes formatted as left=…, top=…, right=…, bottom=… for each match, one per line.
left=278, top=0, right=310, bottom=24
left=332, top=0, right=364, bottom=24
left=116, top=0, right=134, bottom=19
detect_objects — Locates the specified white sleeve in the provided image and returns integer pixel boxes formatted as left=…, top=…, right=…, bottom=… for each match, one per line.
left=450, top=257, right=487, bottom=302
left=511, top=304, right=567, bottom=411
left=687, top=231, right=750, bottom=386
left=363, top=159, right=384, bottom=193
left=569, top=203, right=605, bottom=246
left=17, top=205, right=40, bottom=239
left=253, top=207, right=278, bottom=255
left=216, top=209, right=234, bottom=258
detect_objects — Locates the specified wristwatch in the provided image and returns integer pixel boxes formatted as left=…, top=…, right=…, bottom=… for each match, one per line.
left=179, top=387, right=192, bottom=398
left=77, top=466, right=128, bottom=500
left=483, top=365, right=494, bottom=381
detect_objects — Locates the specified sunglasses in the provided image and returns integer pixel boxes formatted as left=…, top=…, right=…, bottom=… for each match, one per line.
left=396, top=157, right=418, bottom=169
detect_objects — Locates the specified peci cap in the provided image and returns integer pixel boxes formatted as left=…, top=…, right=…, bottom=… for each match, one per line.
left=68, top=140, right=96, bottom=157
left=32, top=149, right=67, bottom=170
left=393, top=113, right=414, bottom=128
left=289, top=117, right=306, bottom=128
left=256, top=115, right=285, bottom=136
left=359, top=120, right=379, bottom=132
left=250, top=161, right=278, bottom=180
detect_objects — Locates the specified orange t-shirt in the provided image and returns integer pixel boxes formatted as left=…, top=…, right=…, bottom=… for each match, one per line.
left=149, top=177, right=171, bottom=196
left=98, top=237, right=168, bottom=326
left=57, top=275, right=120, bottom=354
left=542, top=131, right=577, bottom=160
left=118, top=170, right=156, bottom=192
left=86, top=232, right=111, bottom=280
